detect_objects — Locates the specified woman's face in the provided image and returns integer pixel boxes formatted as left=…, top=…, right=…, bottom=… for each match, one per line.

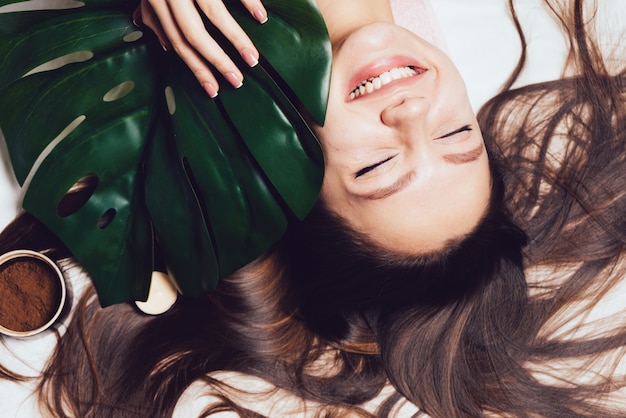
left=315, top=23, right=491, bottom=254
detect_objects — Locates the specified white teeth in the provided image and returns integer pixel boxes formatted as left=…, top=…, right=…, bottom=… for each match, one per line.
left=379, top=71, right=393, bottom=85
left=349, top=66, right=419, bottom=100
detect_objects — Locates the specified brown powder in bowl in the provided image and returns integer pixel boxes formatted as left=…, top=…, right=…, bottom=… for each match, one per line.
left=0, top=256, right=63, bottom=332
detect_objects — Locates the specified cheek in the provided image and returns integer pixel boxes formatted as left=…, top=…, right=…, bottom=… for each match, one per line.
left=319, top=175, right=336, bottom=202
left=315, top=114, right=350, bottom=153
left=319, top=164, right=347, bottom=208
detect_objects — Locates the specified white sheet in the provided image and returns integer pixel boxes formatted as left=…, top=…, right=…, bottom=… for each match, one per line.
left=432, top=0, right=626, bottom=110
left=0, top=1, right=624, bottom=416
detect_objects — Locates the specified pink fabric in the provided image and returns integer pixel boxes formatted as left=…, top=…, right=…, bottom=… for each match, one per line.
left=390, top=0, right=448, bottom=52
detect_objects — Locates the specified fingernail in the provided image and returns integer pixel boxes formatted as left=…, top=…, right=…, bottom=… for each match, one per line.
left=132, top=9, right=142, bottom=27
left=161, top=43, right=169, bottom=52
left=241, top=48, right=259, bottom=67
left=253, top=8, right=268, bottom=24
left=202, top=82, right=218, bottom=98
left=224, top=72, right=243, bottom=88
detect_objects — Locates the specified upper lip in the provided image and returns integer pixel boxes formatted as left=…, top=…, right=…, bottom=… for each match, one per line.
left=347, top=56, right=427, bottom=100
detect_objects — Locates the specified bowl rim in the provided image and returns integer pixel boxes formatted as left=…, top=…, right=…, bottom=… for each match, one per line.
left=0, top=249, right=67, bottom=338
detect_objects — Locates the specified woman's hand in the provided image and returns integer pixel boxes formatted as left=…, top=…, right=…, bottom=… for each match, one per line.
left=134, top=0, right=268, bottom=98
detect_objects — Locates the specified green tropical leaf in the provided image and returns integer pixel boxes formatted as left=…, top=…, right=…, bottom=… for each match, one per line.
left=0, top=0, right=330, bottom=306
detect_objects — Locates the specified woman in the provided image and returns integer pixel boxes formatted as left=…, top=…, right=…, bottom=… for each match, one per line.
left=2, top=0, right=625, bottom=416
left=138, top=0, right=493, bottom=256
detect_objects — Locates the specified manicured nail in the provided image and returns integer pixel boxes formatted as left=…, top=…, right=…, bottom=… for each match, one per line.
left=132, top=9, right=142, bottom=27
left=241, top=48, right=259, bottom=67
left=253, top=8, right=268, bottom=24
left=202, top=82, right=218, bottom=98
left=224, top=72, right=243, bottom=88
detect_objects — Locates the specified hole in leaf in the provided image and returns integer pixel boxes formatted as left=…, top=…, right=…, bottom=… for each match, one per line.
left=98, top=208, right=117, bottom=229
left=22, top=51, right=93, bottom=77
left=165, top=86, right=176, bottom=115
left=123, top=31, right=144, bottom=43
left=103, top=81, right=135, bottom=102
left=0, top=0, right=84, bottom=12
left=57, top=173, right=98, bottom=217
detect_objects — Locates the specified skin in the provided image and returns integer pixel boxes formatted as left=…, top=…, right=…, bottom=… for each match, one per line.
left=138, top=0, right=492, bottom=254
left=134, top=0, right=268, bottom=97
left=316, top=0, right=491, bottom=253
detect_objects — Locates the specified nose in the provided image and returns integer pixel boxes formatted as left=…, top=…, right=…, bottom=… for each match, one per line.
left=380, top=97, right=430, bottom=140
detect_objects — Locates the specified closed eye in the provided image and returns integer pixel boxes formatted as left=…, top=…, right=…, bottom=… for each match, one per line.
left=355, top=155, right=395, bottom=178
left=437, top=125, right=472, bottom=139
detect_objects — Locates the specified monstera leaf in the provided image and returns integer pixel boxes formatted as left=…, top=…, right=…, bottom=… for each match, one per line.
left=0, top=0, right=331, bottom=306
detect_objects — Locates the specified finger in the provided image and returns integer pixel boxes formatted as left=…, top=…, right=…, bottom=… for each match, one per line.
left=138, top=1, right=172, bottom=51
left=240, top=0, right=268, bottom=24
left=148, top=0, right=223, bottom=96
left=195, top=0, right=261, bottom=68
left=168, top=2, right=246, bottom=89
left=132, top=5, right=142, bottom=27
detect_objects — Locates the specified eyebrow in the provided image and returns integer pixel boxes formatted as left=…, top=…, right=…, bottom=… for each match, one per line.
left=354, top=171, right=416, bottom=201
left=353, top=144, right=485, bottom=201
left=442, top=144, right=484, bottom=164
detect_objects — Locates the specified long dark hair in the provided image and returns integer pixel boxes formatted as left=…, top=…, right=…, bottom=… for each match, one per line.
left=282, top=158, right=531, bottom=416
left=1, top=0, right=625, bottom=416
left=284, top=159, right=527, bottom=340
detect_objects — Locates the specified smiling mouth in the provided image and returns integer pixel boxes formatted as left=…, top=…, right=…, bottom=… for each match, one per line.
left=349, top=66, right=425, bottom=100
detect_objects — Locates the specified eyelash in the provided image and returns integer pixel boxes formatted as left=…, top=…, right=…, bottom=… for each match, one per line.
left=355, top=155, right=395, bottom=178
left=354, top=125, right=472, bottom=178
left=439, top=125, right=472, bottom=139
